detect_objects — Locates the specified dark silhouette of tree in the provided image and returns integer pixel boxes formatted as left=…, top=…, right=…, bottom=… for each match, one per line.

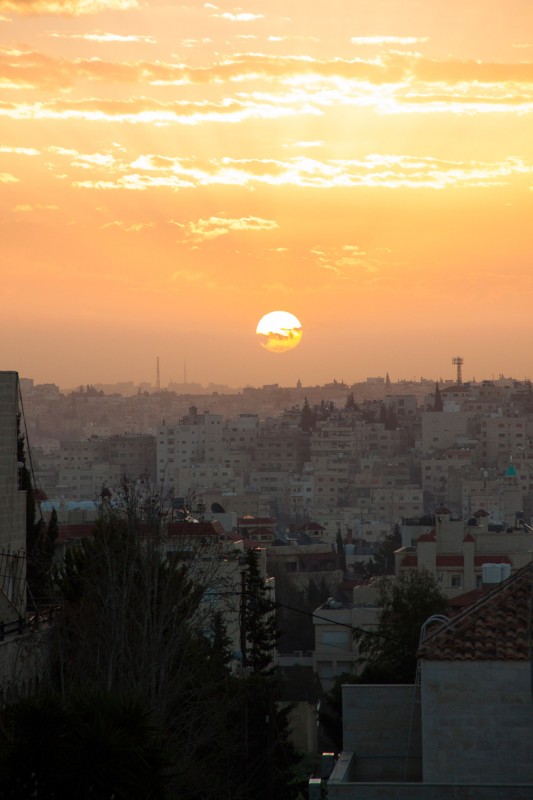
left=0, top=691, right=169, bottom=799
left=336, top=529, right=346, bottom=573
left=239, top=549, right=301, bottom=800
left=299, top=397, right=315, bottom=432
left=345, top=392, right=357, bottom=411
left=244, top=548, right=278, bottom=675
left=320, top=571, right=448, bottom=749
left=433, top=381, right=444, bottom=411
left=356, top=571, right=448, bottom=683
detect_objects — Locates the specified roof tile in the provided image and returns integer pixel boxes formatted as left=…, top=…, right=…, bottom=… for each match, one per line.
left=418, top=563, right=533, bottom=662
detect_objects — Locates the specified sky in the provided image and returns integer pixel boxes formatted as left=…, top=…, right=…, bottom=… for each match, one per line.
left=1, top=0, right=532, bottom=389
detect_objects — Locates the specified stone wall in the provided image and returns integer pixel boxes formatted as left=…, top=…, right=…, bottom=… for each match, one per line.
left=342, top=684, right=422, bottom=781
left=421, top=660, right=533, bottom=784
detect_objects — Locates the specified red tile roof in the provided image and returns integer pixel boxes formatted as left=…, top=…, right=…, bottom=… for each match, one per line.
left=418, top=563, right=533, bottom=661
left=56, top=523, right=95, bottom=543
left=418, top=530, right=436, bottom=543
left=167, top=520, right=225, bottom=538
left=401, top=553, right=513, bottom=569
left=474, top=554, right=512, bottom=566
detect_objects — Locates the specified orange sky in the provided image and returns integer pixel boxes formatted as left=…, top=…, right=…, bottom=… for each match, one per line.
left=1, top=0, right=532, bottom=388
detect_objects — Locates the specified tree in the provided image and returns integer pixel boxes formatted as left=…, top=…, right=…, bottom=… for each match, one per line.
left=336, top=529, right=346, bottom=573
left=0, top=691, right=169, bottom=799
left=49, top=484, right=245, bottom=799
left=299, top=397, right=315, bottom=432
left=356, top=571, right=449, bottom=683
left=243, top=548, right=278, bottom=675
left=17, top=415, right=57, bottom=608
left=238, top=549, right=301, bottom=800
left=344, top=392, right=357, bottom=411
left=319, top=571, right=449, bottom=750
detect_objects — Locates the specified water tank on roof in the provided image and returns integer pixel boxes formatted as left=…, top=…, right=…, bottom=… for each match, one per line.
left=482, top=563, right=510, bottom=584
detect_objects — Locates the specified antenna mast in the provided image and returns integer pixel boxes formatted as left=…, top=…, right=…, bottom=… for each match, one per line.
left=156, top=356, right=161, bottom=392
left=452, top=356, right=464, bottom=386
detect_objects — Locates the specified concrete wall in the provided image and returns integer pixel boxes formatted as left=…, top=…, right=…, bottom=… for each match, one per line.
left=0, top=372, right=25, bottom=553
left=342, top=684, right=422, bottom=781
left=0, top=627, right=48, bottom=707
left=0, top=372, right=26, bottom=619
left=422, top=660, right=533, bottom=784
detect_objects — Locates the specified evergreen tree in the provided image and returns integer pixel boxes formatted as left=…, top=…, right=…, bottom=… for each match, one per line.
left=244, top=548, right=277, bottom=675
left=344, top=392, right=357, bottom=411
left=336, top=529, right=346, bottom=573
left=238, top=549, right=301, bottom=800
left=433, top=381, right=443, bottom=412
left=356, top=571, right=448, bottom=683
left=299, top=397, right=315, bottom=432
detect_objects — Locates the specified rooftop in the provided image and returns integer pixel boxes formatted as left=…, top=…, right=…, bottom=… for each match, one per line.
left=418, top=563, right=533, bottom=662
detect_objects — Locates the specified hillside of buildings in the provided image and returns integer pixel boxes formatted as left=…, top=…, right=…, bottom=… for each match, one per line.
left=5, top=371, right=533, bottom=795
left=21, top=371, right=533, bottom=666
left=23, top=373, right=533, bottom=540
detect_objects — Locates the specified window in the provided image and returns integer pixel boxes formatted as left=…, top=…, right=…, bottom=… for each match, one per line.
left=451, top=574, right=462, bottom=588
left=322, top=631, right=350, bottom=649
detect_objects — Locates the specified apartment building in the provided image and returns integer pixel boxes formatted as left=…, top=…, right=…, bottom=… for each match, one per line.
left=157, top=407, right=224, bottom=491
left=420, top=410, right=473, bottom=455
left=479, top=414, right=533, bottom=466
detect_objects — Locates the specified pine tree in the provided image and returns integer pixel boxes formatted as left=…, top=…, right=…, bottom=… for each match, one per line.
left=244, top=548, right=277, bottom=675
left=239, top=549, right=301, bottom=800
left=299, top=397, right=315, bottom=432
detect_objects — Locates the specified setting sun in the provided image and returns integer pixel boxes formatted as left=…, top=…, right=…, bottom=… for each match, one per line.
left=256, top=311, right=303, bottom=354
left=1, top=1, right=533, bottom=387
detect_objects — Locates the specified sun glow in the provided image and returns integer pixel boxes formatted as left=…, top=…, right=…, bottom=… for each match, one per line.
left=256, top=311, right=303, bottom=353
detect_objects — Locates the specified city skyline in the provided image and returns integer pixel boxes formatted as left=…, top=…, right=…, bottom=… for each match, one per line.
left=1, top=0, right=532, bottom=388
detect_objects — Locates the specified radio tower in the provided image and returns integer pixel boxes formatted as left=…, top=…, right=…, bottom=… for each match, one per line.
left=156, top=356, right=161, bottom=392
left=452, top=356, right=464, bottom=386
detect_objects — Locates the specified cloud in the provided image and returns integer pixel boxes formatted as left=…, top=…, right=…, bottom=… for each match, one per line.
left=57, top=150, right=533, bottom=193
left=14, top=203, right=58, bottom=210
left=291, top=140, right=323, bottom=148
left=309, top=244, right=395, bottom=283
left=170, top=269, right=216, bottom=290
left=209, top=6, right=264, bottom=22
left=47, top=30, right=156, bottom=43
left=2, top=49, right=533, bottom=100
left=0, top=171, right=18, bottom=182
left=0, top=0, right=137, bottom=16
left=175, top=215, right=279, bottom=242
left=351, top=36, right=429, bottom=46
left=101, top=220, right=154, bottom=231
left=0, top=145, right=40, bottom=154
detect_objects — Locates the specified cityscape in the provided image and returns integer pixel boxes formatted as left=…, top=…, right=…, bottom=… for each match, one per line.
left=2, top=365, right=533, bottom=796
left=2, top=0, right=533, bottom=795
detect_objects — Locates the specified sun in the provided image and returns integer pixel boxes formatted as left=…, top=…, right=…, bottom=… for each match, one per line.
left=256, top=311, right=303, bottom=353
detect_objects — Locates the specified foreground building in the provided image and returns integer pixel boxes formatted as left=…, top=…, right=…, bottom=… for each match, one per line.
left=0, top=372, right=26, bottom=623
left=328, top=564, right=533, bottom=799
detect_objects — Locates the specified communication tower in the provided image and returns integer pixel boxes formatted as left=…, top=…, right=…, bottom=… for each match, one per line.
left=156, top=356, right=161, bottom=392
left=452, top=356, right=463, bottom=386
